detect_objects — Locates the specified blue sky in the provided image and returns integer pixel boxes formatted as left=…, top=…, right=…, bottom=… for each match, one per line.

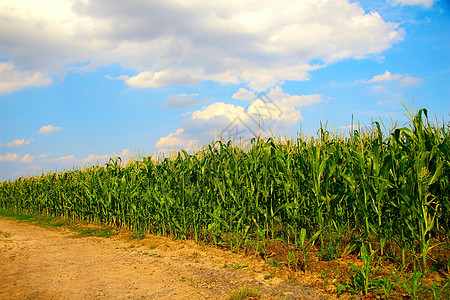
left=1, top=0, right=449, bottom=182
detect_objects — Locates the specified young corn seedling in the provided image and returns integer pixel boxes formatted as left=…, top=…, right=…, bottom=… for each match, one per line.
left=297, top=227, right=323, bottom=273
left=428, top=278, right=450, bottom=300
left=375, top=266, right=401, bottom=299
left=402, top=270, right=424, bottom=300
left=286, top=250, right=299, bottom=271
left=338, top=244, right=381, bottom=296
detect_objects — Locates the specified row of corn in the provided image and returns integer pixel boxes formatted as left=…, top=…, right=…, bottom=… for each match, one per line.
left=1, top=107, right=448, bottom=272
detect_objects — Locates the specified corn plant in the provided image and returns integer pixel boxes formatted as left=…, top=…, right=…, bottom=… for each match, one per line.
left=338, top=244, right=381, bottom=296
left=0, top=105, right=448, bottom=289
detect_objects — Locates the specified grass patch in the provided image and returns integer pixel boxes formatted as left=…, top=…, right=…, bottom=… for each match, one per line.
left=0, top=208, right=116, bottom=238
left=96, top=228, right=114, bottom=238
left=229, top=286, right=261, bottom=300
left=223, top=261, right=249, bottom=270
left=78, top=228, right=98, bottom=235
left=131, top=230, right=146, bottom=239
left=47, top=220, right=67, bottom=228
left=0, top=209, right=67, bottom=226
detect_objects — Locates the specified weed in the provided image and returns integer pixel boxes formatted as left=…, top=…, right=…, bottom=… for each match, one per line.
left=48, top=220, right=66, bottom=228
left=229, top=286, right=261, bottom=300
left=374, top=267, right=401, bottom=299
left=131, top=230, right=146, bottom=239
left=96, top=228, right=114, bottom=238
left=286, top=250, right=299, bottom=270
left=78, top=228, right=98, bottom=235
left=267, top=258, right=282, bottom=268
left=223, top=261, right=249, bottom=270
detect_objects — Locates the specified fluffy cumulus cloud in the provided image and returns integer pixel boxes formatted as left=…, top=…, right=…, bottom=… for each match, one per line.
left=0, top=138, right=33, bottom=147
left=164, top=93, right=213, bottom=108
left=38, top=125, right=64, bottom=136
left=0, top=153, right=34, bottom=163
left=124, top=70, right=201, bottom=88
left=368, top=71, right=423, bottom=86
left=156, top=87, right=322, bottom=150
left=155, top=128, right=200, bottom=149
left=1, top=0, right=405, bottom=92
left=20, top=154, right=35, bottom=163
left=232, top=88, right=257, bottom=101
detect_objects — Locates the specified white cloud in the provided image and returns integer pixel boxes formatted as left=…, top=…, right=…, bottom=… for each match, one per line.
left=232, top=88, right=256, bottom=101
left=164, top=93, right=212, bottom=108
left=42, top=155, right=75, bottom=163
left=369, top=71, right=403, bottom=82
left=0, top=153, right=34, bottom=163
left=21, top=154, right=34, bottom=163
left=155, top=128, right=200, bottom=149
left=105, top=75, right=129, bottom=81
left=124, top=70, right=200, bottom=88
left=156, top=87, right=322, bottom=149
left=367, top=71, right=423, bottom=86
left=192, top=102, right=246, bottom=122
left=1, top=0, right=405, bottom=92
left=81, top=148, right=132, bottom=164
left=38, top=125, right=64, bottom=136
left=81, top=153, right=110, bottom=164
left=0, top=62, right=52, bottom=94
left=399, top=75, right=423, bottom=86
left=118, top=148, right=131, bottom=160
left=0, top=153, right=19, bottom=162
left=0, top=138, right=33, bottom=147
left=392, top=0, right=435, bottom=9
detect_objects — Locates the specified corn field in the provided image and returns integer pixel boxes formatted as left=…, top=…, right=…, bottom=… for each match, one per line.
left=1, top=107, right=449, bottom=274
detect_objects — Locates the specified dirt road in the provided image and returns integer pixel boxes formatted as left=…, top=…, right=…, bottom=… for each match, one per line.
left=0, top=218, right=335, bottom=299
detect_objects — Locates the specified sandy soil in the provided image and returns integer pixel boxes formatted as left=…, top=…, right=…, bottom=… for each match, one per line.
left=0, top=217, right=337, bottom=299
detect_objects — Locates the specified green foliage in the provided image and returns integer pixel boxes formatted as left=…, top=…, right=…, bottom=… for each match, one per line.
left=267, top=258, right=282, bottom=267
left=223, top=261, right=249, bottom=270
left=428, top=278, right=450, bottom=300
left=78, top=228, right=98, bottom=235
left=402, top=270, right=424, bottom=300
left=338, top=244, right=381, bottom=296
left=0, top=106, right=448, bottom=281
left=131, top=230, right=146, bottom=239
left=96, top=228, right=114, bottom=238
left=298, top=227, right=323, bottom=272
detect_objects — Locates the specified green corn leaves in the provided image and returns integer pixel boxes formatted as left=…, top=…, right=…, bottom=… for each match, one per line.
left=0, top=107, right=448, bottom=274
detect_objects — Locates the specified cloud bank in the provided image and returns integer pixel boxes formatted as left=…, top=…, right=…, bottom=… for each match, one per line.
left=1, top=0, right=405, bottom=92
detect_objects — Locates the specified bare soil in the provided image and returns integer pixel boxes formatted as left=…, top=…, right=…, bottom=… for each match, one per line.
left=0, top=218, right=337, bottom=300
